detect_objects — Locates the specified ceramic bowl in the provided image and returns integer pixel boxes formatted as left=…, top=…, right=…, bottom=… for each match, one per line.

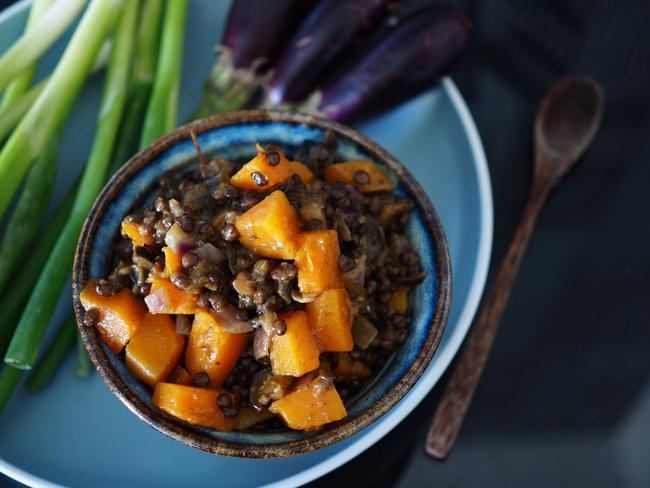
left=72, top=109, right=452, bottom=458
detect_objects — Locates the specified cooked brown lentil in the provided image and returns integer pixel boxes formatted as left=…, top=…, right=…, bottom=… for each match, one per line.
left=83, top=308, right=100, bottom=327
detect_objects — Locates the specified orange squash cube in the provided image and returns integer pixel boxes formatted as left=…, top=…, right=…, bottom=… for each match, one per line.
left=306, top=288, right=354, bottom=352
left=234, top=190, right=300, bottom=259
left=230, top=147, right=293, bottom=191
left=79, top=280, right=147, bottom=353
left=144, top=278, right=201, bottom=314
left=161, top=246, right=183, bottom=277
left=289, top=162, right=314, bottom=183
left=269, top=378, right=347, bottom=430
left=121, top=220, right=154, bottom=248
left=294, top=230, right=343, bottom=297
left=185, top=311, right=248, bottom=387
left=152, top=383, right=233, bottom=431
left=125, top=313, right=185, bottom=387
left=166, top=364, right=193, bottom=385
left=333, top=352, right=371, bottom=381
left=270, top=310, right=320, bottom=377
left=323, top=160, right=394, bottom=193
left=389, top=287, right=409, bottom=314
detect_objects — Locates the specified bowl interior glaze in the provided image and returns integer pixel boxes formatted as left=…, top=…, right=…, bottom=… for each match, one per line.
left=73, top=110, right=451, bottom=458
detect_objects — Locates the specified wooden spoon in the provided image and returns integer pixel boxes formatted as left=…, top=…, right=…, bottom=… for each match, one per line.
left=425, top=76, right=605, bottom=460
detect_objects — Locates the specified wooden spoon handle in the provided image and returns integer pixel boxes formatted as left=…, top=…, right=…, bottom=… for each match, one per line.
left=425, top=185, right=550, bottom=460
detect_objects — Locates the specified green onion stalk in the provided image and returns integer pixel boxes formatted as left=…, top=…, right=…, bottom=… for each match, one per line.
left=0, top=0, right=88, bottom=93
left=109, top=0, right=163, bottom=172
left=5, top=0, right=135, bottom=370
left=0, top=0, right=55, bottom=111
left=0, top=191, right=75, bottom=357
left=0, top=133, right=60, bottom=295
left=27, top=317, right=77, bottom=391
left=0, top=40, right=112, bottom=143
left=140, top=0, right=188, bottom=147
left=0, top=0, right=123, bottom=220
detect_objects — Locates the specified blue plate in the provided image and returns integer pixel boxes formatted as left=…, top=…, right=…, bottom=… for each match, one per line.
left=0, top=1, right=493, bottom=486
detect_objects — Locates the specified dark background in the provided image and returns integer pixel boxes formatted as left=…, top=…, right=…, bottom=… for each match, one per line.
left=309, top=0, right=650, bottom=487
left=2, top=0, right=649, bottom=487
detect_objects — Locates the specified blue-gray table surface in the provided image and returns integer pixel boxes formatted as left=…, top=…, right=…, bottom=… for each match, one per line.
left=2, top=0, right=649, bottom=487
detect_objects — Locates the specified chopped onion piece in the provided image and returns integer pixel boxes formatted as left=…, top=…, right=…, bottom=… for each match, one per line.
left=291, top=290, right=317, bottom=303
left=194, top=242, right=225, bottom=264
left=164, top=223, right=194, bottom=254
left=253, top=326, right=272, bottom=360
left=212, top=306, right=253, bottom=334
left=175, top=315, right=192, bottom=336
left=343, top=255, right=366, bottom=295
left=144, top=286, right=169, bottom=314
left=352, top=316, right=378, bottom=350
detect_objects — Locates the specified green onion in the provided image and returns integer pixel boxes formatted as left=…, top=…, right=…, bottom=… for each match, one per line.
left=5, top=0, right=136, bottom=370
left=0, top=77, right=45, bottom=142
left=0, top=0, right=88, bottom=93
left=75, top=331, right=91, bottom=378
left=0, top=133, right=60, bottom=295
left=0, top=0, right=56, bottom=111
left=0, top=187, right=75, bottom=356
left=27, top=317, right=76, bottom=391
left=0, top=0, right=124, bottom=220
left=140, top=0, right=188, bottom=147
left=0, top=40, right=111, bottom=143
left=0, top=366, right=23, bottom=411
left=110, top=0, right=163, bottom=172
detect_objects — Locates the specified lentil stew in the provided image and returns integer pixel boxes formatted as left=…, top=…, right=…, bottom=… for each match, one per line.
left=79, top=134, right=425, bottom=432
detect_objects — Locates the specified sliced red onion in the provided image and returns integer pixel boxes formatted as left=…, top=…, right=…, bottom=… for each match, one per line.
left=194, top=242, right=225, bottom=264
left=176, top=315, right=192, bottom=336
left=291, top=370, right=319, bottom=391
left=291, top=290, right=317, bottom=303
left=343, top=255, right=366, bottom=295
left=232, top=271, right=256, bottom=297
left=253, top=327, right=272, bottom=360
left=312, top=371, right=335, bottom=399
left=144, top=286, right=170, bottom=314
left=164, top=223, right=195, bottom=254
left=212, top=306, right=254, bottom=334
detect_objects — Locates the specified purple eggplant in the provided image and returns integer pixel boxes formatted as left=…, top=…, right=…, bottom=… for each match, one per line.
left=222, top=0, right=312, bottom=70
left=306, top=4, right=471, bottom=122
left=194, top=0, right=313, bottom=118
left=265, top=0, right=393, bottom=107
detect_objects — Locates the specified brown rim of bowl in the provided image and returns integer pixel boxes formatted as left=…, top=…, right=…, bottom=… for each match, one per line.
left=72, top=109, right=452, bottom=458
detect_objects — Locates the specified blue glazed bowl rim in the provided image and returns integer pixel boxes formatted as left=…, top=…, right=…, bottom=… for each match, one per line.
left=72, top=110, right=452, bottom=458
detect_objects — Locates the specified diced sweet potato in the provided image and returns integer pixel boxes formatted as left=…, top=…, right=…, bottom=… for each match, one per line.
left=333, top=352, right=371, bottom=381
left=306, top=288, right=354, bottom=352
left=144, top=278, right=201, bottom=314
left=121, top=220, right=154, bottom=248
left=162, top=246, right=183, bottom=277
left=234, top=190, right=300, bottom=259
left=125, top=313, right=185, bottom=387
left=389, top=287, right=409, bottom=314
left=230, top=146, right=292, bottom=191
left=80, top=280, right=147, bottom=353
left=269, top=378, right=347, bottom=430
left=289, top=162, right=314, bottom=183
left=152, top=383, right=233, bottom=431
left=185, top=311, right=248, bottom=387
left=167, top=364, right=192, bottom=385
left=270, top=311, right=320, bottom=377
left=294, top=230, right=343, bottom=297
left=323, top=160, right=394, bottom=193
